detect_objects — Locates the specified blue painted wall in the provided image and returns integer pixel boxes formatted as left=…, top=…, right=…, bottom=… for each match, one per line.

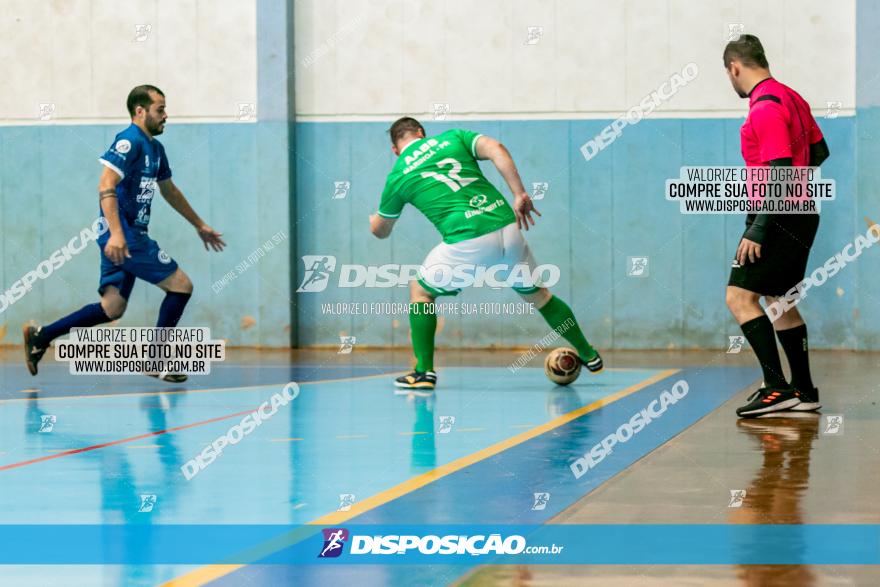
left=294, top=116, right=868, bottom=350
left=0, top=122, right=290, bottom=347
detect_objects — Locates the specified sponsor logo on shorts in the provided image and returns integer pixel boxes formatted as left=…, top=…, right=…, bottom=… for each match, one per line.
left=158, top=249, right=172, bottom=264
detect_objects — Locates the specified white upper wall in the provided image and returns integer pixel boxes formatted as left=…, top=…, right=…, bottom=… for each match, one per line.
left=0, top=0, right=257, bottom=123
left=294, top=0, right=856, bottom=118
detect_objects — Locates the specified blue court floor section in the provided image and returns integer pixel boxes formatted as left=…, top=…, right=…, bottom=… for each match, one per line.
left=0, top=365, right=758, bottom=587
left=0, top=361, right=399, bottom=399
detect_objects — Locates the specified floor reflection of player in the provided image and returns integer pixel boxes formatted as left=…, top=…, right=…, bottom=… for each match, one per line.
left=408, top=394, right=436, bottom=471
left=23, top=391, right=185, bottom=586
left=731, top=415, right=820, bottom=586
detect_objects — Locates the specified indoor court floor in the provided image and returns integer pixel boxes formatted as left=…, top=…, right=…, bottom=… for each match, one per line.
left=0, top=348, right=877, bottom=586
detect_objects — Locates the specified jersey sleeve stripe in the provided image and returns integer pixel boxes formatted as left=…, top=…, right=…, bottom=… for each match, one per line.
left=98, top=158, right=125, bottom=180
left=377, top=210, right=401, bottom=219
left=470, top=134, right=483, bottom=158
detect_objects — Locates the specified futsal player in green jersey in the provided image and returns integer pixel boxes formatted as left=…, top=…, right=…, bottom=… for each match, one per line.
left=370, top=117, right=602, bottom=390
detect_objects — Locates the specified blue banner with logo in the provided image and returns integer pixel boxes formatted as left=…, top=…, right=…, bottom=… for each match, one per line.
left=0, top=524, right=877, bottom=565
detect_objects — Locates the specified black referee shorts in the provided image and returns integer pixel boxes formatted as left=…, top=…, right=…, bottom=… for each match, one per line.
left=728, top=215, right=820, bottom=297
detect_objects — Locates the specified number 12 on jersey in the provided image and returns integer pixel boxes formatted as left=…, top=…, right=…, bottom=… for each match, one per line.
left=420, top=158, right=476, bottom=192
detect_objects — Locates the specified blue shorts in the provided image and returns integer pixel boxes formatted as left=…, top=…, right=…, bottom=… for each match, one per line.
left=98, top=231, right=178, bottom=299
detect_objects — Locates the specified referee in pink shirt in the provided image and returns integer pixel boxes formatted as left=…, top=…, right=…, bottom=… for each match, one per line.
left=723, top=35, right=830, bottom=417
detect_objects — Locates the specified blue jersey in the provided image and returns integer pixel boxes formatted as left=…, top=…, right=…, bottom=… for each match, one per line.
left=98, top=123, right=171, bottom=237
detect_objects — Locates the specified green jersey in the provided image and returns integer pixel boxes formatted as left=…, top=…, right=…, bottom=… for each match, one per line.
left=378, top=129, right=516, bottom=244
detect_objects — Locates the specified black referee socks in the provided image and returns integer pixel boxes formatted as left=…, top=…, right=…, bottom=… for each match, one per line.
left=776, top=324, right=815, bottom=392
left=740, top=315, right=788, bottom=388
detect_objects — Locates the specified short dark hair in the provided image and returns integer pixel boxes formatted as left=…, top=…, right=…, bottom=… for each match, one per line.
left=388, top=117, right=425, bottom=145
left=723, top=34, right=769, bottom=69
left=127, top=85, right=164, bottom=116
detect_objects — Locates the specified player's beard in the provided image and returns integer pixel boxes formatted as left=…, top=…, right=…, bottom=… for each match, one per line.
left=147, top=116, right=165, bottom=135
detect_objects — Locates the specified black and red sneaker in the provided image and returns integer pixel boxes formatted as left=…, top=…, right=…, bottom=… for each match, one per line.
left=791, top=387, right=821, bottom=412
left=736, top=385, right=801, bottom=418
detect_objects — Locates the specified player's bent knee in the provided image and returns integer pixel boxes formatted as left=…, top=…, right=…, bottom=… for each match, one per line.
left=160, top=269, right=193, bottom=294
left=518, top=287, right=552, bottom=309
left=725, top=286, right=754, bottom=311
left=101, top=297, right=127, bottom=320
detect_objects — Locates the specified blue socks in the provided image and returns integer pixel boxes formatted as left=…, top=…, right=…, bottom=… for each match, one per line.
left=157, top=292, right=192, bottom=327
left=36, top=291, right=191, bottom=348
left=36, top=303, right=111, bottom=347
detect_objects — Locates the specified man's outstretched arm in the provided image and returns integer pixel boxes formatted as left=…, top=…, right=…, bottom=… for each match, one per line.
left=474, top=136, right=541, bottom=230
left=157, top=178, right=226, bottom=251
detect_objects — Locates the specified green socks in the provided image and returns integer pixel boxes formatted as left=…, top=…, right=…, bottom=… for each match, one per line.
left=538, top=296, right=597, bottom=361
left=409, top=302, right=437, bottom=372
left=408, top=296, right=593, bottom=371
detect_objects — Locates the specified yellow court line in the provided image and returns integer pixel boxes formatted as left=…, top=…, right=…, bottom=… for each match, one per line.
left=0, top=370, right=409, bottom=405
left=160, top=368, right=679, bottom=587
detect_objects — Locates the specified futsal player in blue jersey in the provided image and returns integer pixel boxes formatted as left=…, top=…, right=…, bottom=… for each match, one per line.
left=23, top=85, right=226, bottom=382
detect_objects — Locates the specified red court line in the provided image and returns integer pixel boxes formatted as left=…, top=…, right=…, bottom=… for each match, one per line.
left=0, top=408, right=256, bottom=473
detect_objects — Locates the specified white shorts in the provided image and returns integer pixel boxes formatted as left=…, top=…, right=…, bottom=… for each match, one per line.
left=417, top=222, right=551, bottom=296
